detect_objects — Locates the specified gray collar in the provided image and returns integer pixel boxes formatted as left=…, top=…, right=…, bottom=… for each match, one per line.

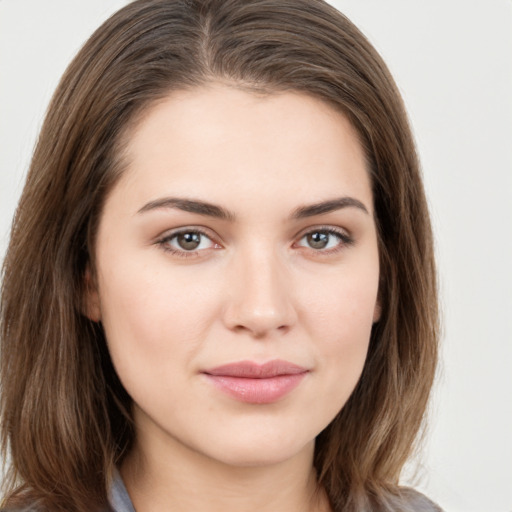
left=110, top=470, right=136, bottom=512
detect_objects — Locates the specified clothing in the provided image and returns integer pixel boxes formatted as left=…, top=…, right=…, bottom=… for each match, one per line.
left=2, top=471, right=442, bottom=511
left=110, top=471, right=135, bottom=512
left=108, top=471, right=443, bottom=512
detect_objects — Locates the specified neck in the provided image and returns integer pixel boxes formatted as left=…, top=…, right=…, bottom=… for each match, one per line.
left=121, top=429, right=330, bottom=512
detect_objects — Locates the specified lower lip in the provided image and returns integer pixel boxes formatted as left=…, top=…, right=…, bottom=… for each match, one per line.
left=204, top=373, right=307, bottom=404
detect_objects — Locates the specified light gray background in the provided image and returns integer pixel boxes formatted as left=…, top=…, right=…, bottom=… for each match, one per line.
left=0, top=1, right=511, bottom=511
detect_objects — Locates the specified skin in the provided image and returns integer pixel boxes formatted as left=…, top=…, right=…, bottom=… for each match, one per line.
left=87, top=84, right=380, bottom=512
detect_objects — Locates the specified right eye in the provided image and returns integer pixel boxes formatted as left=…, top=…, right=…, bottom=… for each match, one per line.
left=157, top=229, right=221, bottom=257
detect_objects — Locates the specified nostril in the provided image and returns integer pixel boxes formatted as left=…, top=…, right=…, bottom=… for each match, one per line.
left=221, top=271, right=298, bottom=336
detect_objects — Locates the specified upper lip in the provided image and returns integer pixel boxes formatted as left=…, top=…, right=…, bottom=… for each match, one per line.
left=203, top=360, right=309, bottom=378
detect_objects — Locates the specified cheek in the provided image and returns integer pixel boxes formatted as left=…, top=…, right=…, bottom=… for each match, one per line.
left=96, top=258, right=222, bottom=382
left=299, top=266, right=378, bottom=394
left=301, top=265, right=378, bottom=341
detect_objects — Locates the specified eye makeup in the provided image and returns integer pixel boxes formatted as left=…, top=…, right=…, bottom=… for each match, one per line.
left=155, top=224, right=355, bottom=260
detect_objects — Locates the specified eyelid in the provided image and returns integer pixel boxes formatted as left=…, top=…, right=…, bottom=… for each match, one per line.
left=154, top=224, right=353, bottom=258
left=293, top=225, right=354, bottom=252
left=155, top=226, right=223, bottom=257
left=294, top=224, right=352, bottom=240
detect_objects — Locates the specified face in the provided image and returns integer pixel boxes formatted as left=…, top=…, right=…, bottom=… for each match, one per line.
left=87, top=85, right=380, bottom=468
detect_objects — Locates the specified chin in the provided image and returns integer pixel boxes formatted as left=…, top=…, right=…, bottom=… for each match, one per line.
left=197, top=432, right=316, bottom=469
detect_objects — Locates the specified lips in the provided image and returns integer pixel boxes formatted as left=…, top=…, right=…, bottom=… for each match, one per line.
left=202, top=360, right=309, bottom=404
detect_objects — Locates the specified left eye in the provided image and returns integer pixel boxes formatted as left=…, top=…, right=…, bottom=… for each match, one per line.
left=164, top=231, right=215, bottom=251
left=297, top=230, right=344, bottom=250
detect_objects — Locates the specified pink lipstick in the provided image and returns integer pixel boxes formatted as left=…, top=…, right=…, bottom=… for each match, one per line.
left=202, top=360, right=308, bottom=404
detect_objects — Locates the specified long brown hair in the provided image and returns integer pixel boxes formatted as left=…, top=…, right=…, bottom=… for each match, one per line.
left=1, top=1, right=438, bottom=510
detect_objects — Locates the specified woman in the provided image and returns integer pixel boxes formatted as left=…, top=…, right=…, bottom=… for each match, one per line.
left=0, top=1, right=440, bottom=511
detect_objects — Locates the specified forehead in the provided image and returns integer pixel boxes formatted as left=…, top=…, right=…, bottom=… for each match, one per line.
left=114, top=84, right=373, bottom=215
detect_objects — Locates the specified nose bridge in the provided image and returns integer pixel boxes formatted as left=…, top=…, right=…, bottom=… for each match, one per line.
left=223, top=241, right=296, bottom=336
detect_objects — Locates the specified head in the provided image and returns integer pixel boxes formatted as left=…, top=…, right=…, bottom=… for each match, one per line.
left=1, top=1, right=438, bottom=511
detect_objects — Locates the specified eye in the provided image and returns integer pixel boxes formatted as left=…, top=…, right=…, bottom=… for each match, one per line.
left=296, top=228, right=352, bottom=251
left=158, top=229, right=219, bottom=255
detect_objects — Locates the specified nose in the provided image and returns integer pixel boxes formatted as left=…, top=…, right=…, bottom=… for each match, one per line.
left=222, top=248, right=297, bottom=338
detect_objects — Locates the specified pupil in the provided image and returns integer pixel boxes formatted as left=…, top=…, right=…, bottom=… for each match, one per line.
left=178, top=232, right=201, bottom=250
left=307, top=232, right=328, bottom=249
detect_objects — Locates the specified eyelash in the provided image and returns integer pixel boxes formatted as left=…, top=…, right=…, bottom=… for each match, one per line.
left=156, top=226, right=354, bottom=259
left=295, top=226, right=354, bottom=255
left=156, top=228, right=218, bottom=259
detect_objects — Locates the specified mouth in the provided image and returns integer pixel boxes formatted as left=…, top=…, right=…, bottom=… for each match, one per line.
left=202, top=360, right=309, bottom=404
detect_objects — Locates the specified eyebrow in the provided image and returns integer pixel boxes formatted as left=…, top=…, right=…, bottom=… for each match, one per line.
left=291, top=197, right=369, bottom=219
left=137, top=196, right=369, bottom=220
left=137, top=197, right=235, bottom=221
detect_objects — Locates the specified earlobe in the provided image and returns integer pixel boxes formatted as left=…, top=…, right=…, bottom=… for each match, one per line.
left=83, top=266, right=101, bottom=322
left=372, top=300, right=381, bottom=323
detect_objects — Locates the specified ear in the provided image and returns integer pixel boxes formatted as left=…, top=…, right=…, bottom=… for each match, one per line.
left=372, top=299, right=382, bottom=323
left=83, top=266, right=101, bottom=322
